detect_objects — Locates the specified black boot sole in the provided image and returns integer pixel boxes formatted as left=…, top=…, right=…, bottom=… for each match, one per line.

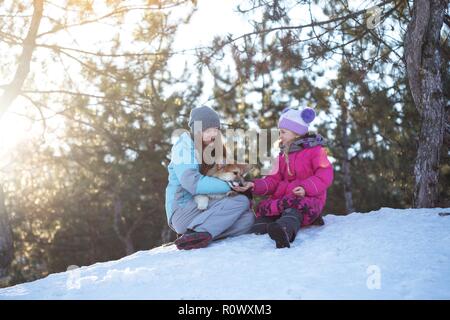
left=175, top=232, right=212, bottom=250
left=249, top=222, right=269, bottom=235
left=267, top=223, right=290, bottom=248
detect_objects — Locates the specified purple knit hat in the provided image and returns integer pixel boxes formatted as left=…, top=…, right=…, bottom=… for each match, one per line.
left=278, top=107, right=316, bottom=136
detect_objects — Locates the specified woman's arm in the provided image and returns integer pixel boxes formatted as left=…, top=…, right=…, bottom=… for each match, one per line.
left=171, top=136, right=230, bottom=195
left=175, top=165, right=231, bottom=195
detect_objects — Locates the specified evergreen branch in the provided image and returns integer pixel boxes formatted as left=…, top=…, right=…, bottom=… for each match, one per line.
left=205, top=0, right=396, bottom=58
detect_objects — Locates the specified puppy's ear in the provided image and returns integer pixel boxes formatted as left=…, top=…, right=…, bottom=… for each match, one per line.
left=238, top=164, right=252, bottom=176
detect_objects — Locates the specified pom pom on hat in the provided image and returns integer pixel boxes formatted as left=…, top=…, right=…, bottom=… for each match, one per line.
left=301, top=107, right=316, bottom=123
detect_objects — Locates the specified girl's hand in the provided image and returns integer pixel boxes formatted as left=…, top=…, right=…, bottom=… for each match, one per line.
left=292, top=186, right=305, bottom=197
left=231, top=181, right=254, bottom=193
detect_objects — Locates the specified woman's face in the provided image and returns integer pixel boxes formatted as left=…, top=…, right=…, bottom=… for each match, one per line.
left=202, top=127, right=220, bottom=145
left=279, top=128, right=299, bottom=145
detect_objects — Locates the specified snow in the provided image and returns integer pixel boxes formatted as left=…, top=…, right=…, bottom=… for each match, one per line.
left=1, top=207, right=450, bottom=300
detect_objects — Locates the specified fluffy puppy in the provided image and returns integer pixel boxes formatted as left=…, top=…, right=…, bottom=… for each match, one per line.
left=194, top=163, right=252, bottom=210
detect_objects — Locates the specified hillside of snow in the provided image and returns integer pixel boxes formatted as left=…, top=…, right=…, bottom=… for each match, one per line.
left=1, top=207, right=450, bottom=300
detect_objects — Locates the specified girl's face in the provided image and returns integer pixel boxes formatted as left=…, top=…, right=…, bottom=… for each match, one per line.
left=279, top=128, right=299, bottom=145
left=202, top=127, right=220, bottom=145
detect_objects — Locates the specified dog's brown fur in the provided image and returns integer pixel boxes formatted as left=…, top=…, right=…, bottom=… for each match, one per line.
left=194, top=163, right=252, bottom=210
left=206, top=163, right=251, bottom=184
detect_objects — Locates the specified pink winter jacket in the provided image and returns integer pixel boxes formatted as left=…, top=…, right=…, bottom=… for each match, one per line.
left=251, top=145, right=334, bottom=221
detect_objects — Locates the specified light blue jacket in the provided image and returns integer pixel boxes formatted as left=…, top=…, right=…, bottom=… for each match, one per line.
left=165, top=132, right=231, bottom=223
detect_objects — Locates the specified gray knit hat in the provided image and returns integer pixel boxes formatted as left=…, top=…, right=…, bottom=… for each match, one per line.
left=188, top=106, right=221, bottom=131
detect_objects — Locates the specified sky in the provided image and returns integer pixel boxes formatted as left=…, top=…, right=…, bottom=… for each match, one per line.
left=0, top=0, right=252, bottom=169
left=0, top=0, right=391, bottom=168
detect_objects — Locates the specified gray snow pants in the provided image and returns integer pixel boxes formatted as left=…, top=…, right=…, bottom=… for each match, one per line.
left=169, top=194, right=255, bottom=240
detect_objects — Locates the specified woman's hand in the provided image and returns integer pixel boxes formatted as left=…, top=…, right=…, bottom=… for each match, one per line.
left=231, top=181, right=254, bottom=193
left=292, top=186, right=305, bottom=197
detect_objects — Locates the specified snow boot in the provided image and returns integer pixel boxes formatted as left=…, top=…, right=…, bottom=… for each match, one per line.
left=268, top=208, right=303, bottom=248
left=175, top=229, right=212, bottom=250
left=249, top=216, right=278, bottom=235
left=312, top=215, right=325, bottom=226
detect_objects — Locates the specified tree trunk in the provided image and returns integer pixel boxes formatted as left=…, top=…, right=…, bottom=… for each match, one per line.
left=342, top=158, right=354, bottom=214
left=123, top=235, right=135, bottom=256
left=112, top=197, right=136, bottom=256
left=161, top=225, right=174, bottom=244
left=405, top=0, right=446, bottom=208
left=340, top=99, right=355, bottom=214
left=0, top=0, right=43, bottom=118
left=0, top=186, right=14, bottom=284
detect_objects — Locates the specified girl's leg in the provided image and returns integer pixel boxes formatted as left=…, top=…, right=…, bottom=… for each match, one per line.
left=215, top=208, right=255, bottom=240
left=170, top=200, right=201, bottom=235
left=252, top=198, right=289, bottom=236
left=170, top=194, right=251, bottom=240
left=299, top=199, right=323, bottom=227
left=249, top=216, right=278, bottom=235
left=267, top=195, right=323, bottom=248
left=254, top=198, right=282, bottom=218
left=191, top=194, right=252, bottom=239
left=268, top=208, right=303, bottom=248
left=276, top=194, right=323, bottom=227
left=170, top=203, right=214, bottom=249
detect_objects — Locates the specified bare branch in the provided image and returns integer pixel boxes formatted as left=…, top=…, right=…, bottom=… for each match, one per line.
left=37, top=1, right=192, bottom=38
left=0, top=0, right=44, bottom=118
left=336, top=0, right=403, bottom=61
left=20, top=93, right=47, bottom=136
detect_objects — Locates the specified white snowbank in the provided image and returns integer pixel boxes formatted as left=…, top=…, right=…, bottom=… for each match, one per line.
left=1, top=207, right=450, bottom=300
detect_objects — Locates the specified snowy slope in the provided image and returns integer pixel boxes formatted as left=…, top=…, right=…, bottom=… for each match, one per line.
left=1, top=207, right=450, bottom=300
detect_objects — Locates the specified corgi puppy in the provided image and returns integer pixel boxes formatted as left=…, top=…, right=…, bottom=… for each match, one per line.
left=194, top=163, right=251, bottom=210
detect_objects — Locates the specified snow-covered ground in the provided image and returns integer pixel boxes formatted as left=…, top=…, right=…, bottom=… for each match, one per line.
left=1, top=207, right=450, bottom=300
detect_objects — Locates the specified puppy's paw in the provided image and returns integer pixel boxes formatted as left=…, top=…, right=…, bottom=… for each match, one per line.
left=194, top=195, right=209, bottom=210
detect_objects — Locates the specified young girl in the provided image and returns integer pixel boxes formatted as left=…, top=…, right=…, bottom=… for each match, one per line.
left=166, top=106, right=255, bottom=250
left=232, top=107, right=334, bottom=248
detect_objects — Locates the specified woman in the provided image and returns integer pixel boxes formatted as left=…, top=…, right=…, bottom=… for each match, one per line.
left=165, top=106, right=255, bottom=250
